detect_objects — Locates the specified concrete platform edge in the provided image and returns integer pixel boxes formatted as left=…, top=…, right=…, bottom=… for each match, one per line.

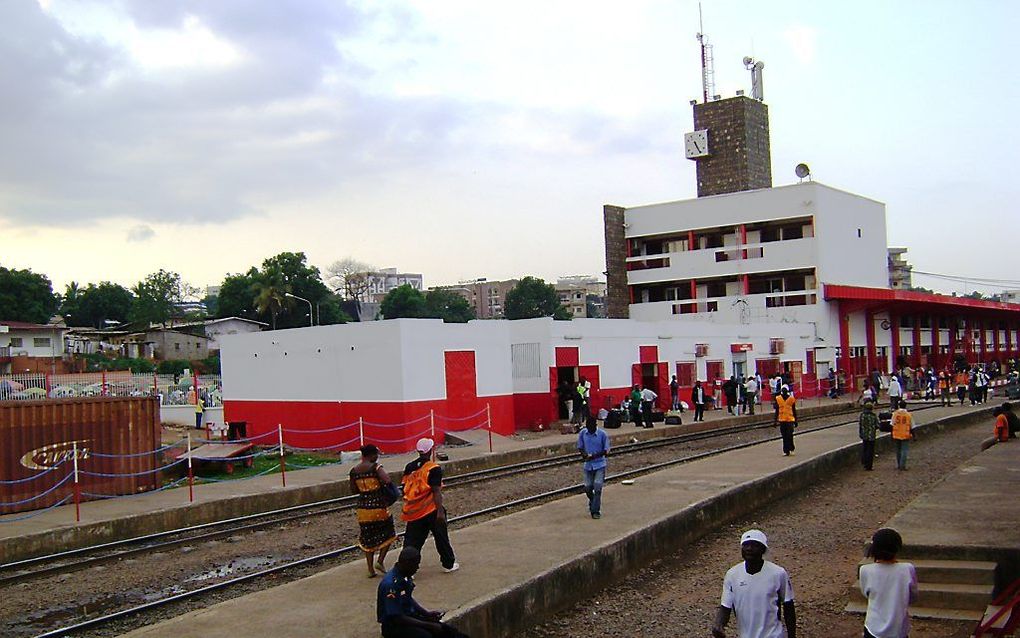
left=445, top=407, right=993, bottom=638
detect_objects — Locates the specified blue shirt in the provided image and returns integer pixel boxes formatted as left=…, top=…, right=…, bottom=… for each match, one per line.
left=377, top=568, right=427, bottom=623
left=577, top=428, right=610, bottom=471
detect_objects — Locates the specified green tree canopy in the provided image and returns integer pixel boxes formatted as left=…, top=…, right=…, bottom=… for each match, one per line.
left=129, top=269, right=197, bottom=328
left=63, top=282, right=135, bottom=328
left=425, top=289, right=475, bottom=323
left=0, top=265, right=58, bottom=323
left=380, top=284, right=427, bottom=319
left=504, top=276, right=570, bottom=320
left=214, top=253, right=349, bottom=329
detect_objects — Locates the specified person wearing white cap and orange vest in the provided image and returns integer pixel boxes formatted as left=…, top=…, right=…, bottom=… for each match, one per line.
left=712, top=529, right=796, bottom=638
left=401, top=438, right=459, bottom=573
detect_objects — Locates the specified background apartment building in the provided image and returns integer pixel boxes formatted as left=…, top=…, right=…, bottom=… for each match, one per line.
left=365, top=268, right=424, bottom=303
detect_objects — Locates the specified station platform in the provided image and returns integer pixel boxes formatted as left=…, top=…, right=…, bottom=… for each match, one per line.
left=0, top=398, right=855, bottom=563
left=116, top=403, right=995, bottom=638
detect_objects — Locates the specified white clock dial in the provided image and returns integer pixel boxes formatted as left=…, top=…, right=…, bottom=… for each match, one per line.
left=685, top=130, right=710, bottom=159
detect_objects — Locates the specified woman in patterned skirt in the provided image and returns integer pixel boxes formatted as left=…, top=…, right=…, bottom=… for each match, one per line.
left=349, top=444, right=397, bottom=577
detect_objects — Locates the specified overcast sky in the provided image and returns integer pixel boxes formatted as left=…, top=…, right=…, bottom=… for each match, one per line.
left=2, top=0, right=1017, bottom=296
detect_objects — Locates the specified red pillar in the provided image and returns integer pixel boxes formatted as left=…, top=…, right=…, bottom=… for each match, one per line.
left=911, top=316, right=922, bottom=368
left=690, top=279, right=697, bottom=301
left=948, top=319, right=958, bottom=364
left=839, top=303, right=853, bottom=391
left=742, top=275, right=749, bottom=295
left=965, top=318, right=974, bottom=363
left=740, top=224, right=748, bottom=260
left=1006, top=323, right=1014, bottom=358
left=930, top=316, right=941, bottom=371
left=688, top=230, right=696, bottom=250
left=992, top=320, right=1001, bottom=361
left=890, top=313, right=901, bottom=372
left=865, top=310, right=877, bottom=376
left=979, top=319, right=988, bottom=363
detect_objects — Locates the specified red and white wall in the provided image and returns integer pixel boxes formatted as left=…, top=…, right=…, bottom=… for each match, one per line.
left=221, top=317, right=816, bottom=452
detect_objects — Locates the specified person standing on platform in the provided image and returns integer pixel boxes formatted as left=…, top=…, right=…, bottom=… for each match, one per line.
left=670, top=375, right=680, bottom=410
left=858, top=401, right=879, bottom=471
left=194, top=395, right=205, bottom=430
left=955, top=370, right=969, bottom=405
left=723, top=376, right=738, bottom=415
left=711, top=529, right=796, bottom=638
left=887, top=375, right=902, bottom=411
left=938, top=371, right=951, bottom=407
left=773, top=386, right=798, bottom=457
left=891, top=405, right=913, bottom=471
left=859, top=528, right=917, bottom=638
left=629, top=384, right=643, bottom=426
left=577, top=415, right=610, bottom=519
left=350, top=444, right=397, bottom=577
left=744, top=375, right=758, bottom=415
left=693, top=380, right=707, bottom=422
left=640, top=385, right=658, bottom=428
left=402, top=438, right=459, bottom=573
left=377, top=547, right=471, bottom=638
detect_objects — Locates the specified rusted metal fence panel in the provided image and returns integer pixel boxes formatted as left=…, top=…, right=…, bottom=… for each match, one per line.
left=0, top=397, right=161, bottom=514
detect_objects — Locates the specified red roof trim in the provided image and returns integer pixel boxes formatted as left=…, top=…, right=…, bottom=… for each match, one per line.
left=823, top=284, right=1020, bottom=312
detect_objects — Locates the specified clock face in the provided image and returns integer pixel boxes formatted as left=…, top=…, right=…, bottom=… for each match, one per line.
left=685, top=130, right=709, bottom=159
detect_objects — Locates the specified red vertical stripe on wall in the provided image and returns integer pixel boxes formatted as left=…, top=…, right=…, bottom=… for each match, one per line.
left=639, top=345, right=658, bottom=364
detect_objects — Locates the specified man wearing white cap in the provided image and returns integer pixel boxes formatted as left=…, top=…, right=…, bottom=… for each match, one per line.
left=712, top=529, right=796, bottom=638
left=401, top=438, right=459, bottom=573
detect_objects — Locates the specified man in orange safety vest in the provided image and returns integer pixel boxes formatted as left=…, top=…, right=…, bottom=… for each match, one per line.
left=401, top=438, right=459, bottom=573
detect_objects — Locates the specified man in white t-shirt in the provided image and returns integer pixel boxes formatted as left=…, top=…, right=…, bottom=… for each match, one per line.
left=712, top=529, right=796, bottom=638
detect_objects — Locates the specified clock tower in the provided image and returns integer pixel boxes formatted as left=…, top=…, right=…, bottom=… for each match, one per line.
left=688, top=95, right=772, bottom=197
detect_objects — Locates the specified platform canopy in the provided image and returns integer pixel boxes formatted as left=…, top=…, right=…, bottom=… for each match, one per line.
left=823, top=284, right=1020, bottom=318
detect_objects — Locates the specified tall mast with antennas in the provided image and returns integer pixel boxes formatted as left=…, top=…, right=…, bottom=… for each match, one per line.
left=696, top=3, right=715, bottom=103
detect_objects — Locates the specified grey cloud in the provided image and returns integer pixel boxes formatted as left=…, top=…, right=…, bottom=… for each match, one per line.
left=0, top=1, right=656, bottom=230
left=126, top=224, right=156, bottom=242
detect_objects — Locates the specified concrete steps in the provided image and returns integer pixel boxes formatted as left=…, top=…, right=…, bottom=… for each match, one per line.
left=845, top=558, right=996, bottom=621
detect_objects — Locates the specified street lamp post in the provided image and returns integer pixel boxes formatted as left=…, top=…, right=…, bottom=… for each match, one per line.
left=285, top=293, right=314, bottom=326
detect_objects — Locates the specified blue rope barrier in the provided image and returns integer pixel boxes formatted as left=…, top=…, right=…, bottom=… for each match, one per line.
left=434, top=408, right=488, bottom=422
left=81, top=477, right=188, bottom=499
left=363, top=414, right=431, bottom=428
left=90, top=440, right=186, bottom=458
left=368, top=428, right=433, bottom=444
left=281, top=421, right=359, bottom=434
left=194, top=464, right=280, bottom=483
left=287, top=460, right=347, bottom=469
left=0, top=494, right=74, bottom=523
left=0, top=462, right=65, bottom=485
left=0, top=473, right=74, bottom=507
left=79, top=458, right=185, bottom=479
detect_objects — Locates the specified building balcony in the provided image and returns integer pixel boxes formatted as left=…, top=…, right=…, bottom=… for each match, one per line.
left=629, top=289, right=820, bottom=322
left=625, top=237, right=816, bottom=286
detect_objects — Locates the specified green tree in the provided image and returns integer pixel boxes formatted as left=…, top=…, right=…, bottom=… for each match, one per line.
left=504, top=276, right=571, bottom=320
left=130, top=269, right=197, bottom=328
left=254, top=265, right=289, bottom=330
left=380, top=284, right=427, bottom=319
left=425, top=289, right=475, bottom=323
left=66, top=282, right=134, bottom=328
left=0, top=266, right=58, bottom=323
left=216, top=268, right=261, bottom=320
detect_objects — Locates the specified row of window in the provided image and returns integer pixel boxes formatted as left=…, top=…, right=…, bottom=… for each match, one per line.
left=6, top=337, right=51, bottom=349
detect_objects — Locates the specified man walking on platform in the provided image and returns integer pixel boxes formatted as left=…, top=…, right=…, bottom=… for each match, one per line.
left=858, top=400, right=879, bottom=471
left=711, top=529, right=796, bottom=638
left=773, top=386, right=798, bottom=456
left=377, top=547, right=471, bottom=638
left=887, top=375, right=903, bottom=411
left=402, top=438, right=459, bottom=573
left=692, top=380, right=707, bottom=422
left=891, top=405, right=913, bottom=471
left=577, top=415, right=610, bottom=519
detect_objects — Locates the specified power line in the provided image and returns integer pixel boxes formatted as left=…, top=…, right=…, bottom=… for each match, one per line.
left=911, top=270, right=1020, bottom=287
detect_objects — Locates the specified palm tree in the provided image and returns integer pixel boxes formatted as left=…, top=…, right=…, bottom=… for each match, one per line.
left=254, top=269, right=289, bottom=330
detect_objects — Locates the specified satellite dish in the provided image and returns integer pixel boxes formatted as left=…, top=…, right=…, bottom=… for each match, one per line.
left=795, top=163, right=811, bottom=180
left=742, top=56, right=754, bottom=67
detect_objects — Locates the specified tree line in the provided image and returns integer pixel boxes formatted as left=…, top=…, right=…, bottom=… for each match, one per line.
left=1, top=258, right=571, bottom=329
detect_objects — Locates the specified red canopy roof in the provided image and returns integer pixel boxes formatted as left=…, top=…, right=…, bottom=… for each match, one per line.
left=823, top=284, right=1020, bottom=316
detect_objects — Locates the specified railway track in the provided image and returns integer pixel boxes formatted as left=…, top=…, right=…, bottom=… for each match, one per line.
left=9, top=403, right=942, bottom=638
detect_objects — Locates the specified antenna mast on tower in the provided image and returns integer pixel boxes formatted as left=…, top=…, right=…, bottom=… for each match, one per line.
left=696, top=3, right=715, bottom=103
